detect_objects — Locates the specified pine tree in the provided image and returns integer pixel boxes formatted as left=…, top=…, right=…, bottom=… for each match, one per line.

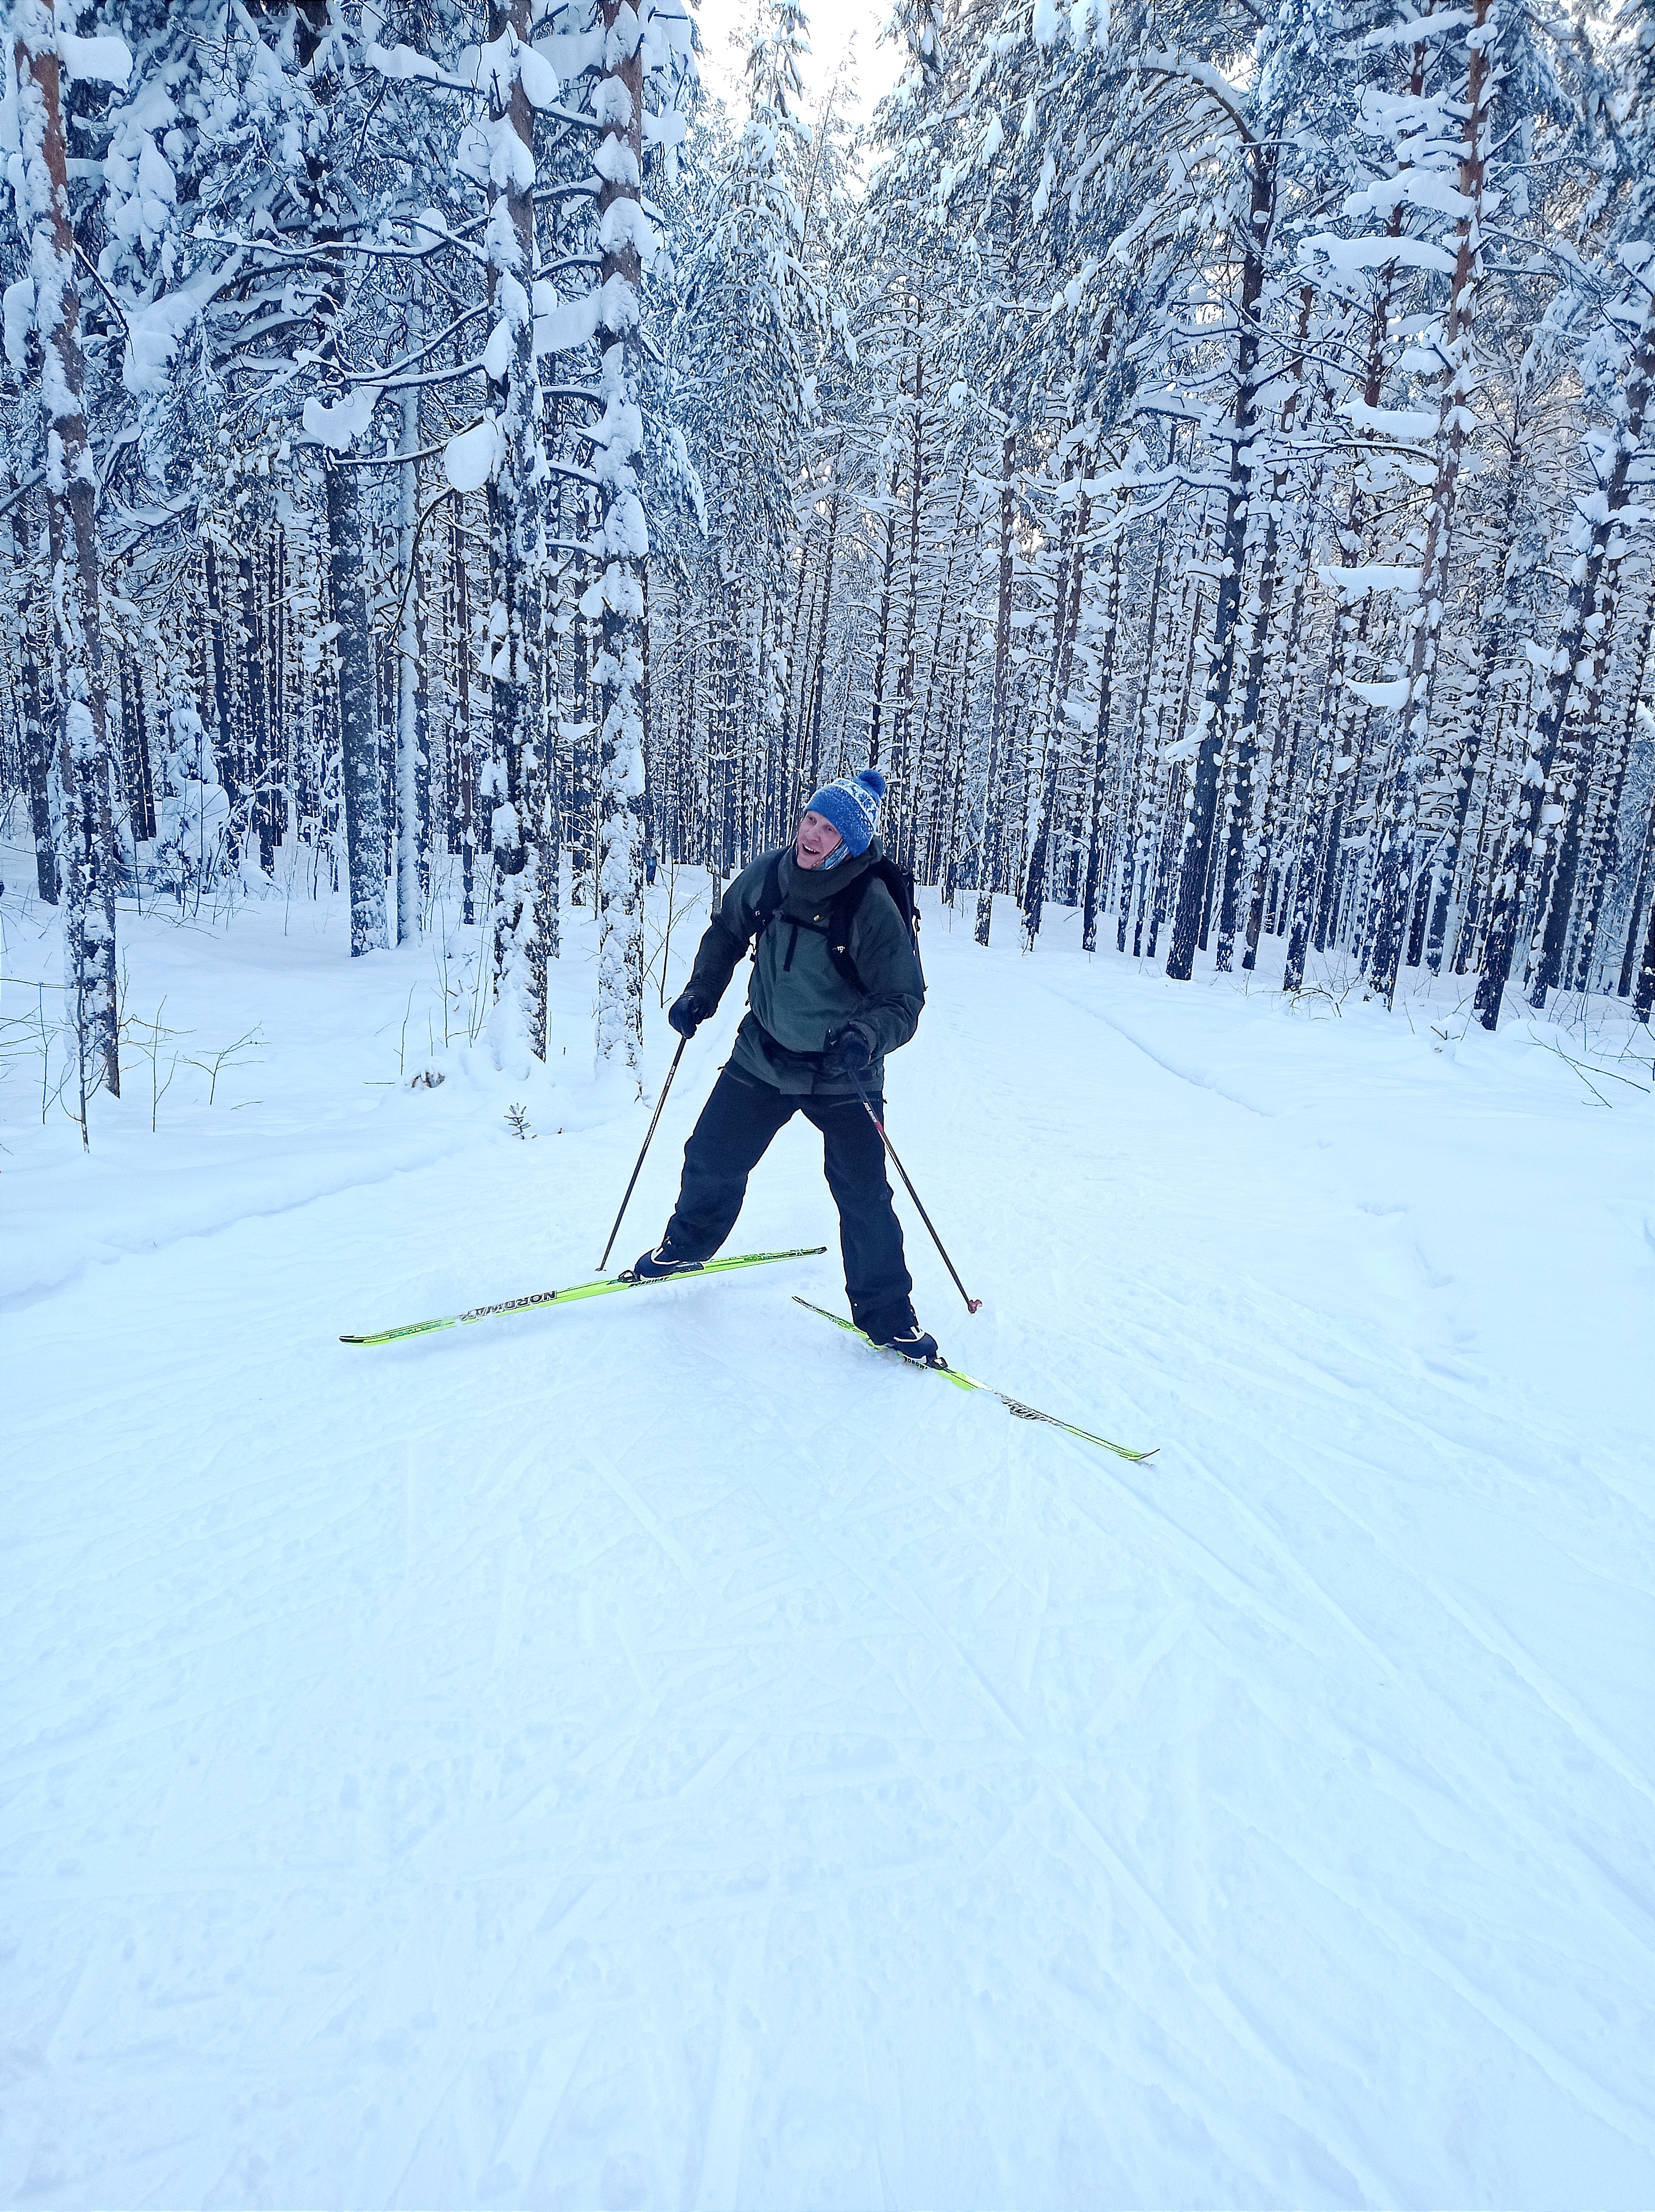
left=11, top=2, right=127, bottom=1110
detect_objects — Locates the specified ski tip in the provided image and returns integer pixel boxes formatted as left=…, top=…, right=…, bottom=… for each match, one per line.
left=339, top=1333, right=366, bottom=1345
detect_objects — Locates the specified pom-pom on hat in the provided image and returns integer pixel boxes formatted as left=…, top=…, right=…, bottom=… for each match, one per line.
left=804, top=766, right=886, bottom=857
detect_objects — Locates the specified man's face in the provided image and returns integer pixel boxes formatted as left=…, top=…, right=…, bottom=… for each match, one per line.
left=795, top=809, right=844, bottom=872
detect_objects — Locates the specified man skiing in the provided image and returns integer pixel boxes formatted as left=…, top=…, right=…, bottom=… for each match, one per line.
left=630, top=766, right=940, bottom=1364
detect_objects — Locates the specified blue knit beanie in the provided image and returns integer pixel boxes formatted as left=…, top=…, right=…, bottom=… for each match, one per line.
left=805, top=767, right=886, bottom=857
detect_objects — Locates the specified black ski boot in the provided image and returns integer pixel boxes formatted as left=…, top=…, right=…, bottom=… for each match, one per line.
left=863, top=1309, right=944, bottom=1366
left=623, top=1243, right=705, bottom=1284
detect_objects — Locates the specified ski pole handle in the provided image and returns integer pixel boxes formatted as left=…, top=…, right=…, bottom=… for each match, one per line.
left=597, top=1034, right=688, bottom=1272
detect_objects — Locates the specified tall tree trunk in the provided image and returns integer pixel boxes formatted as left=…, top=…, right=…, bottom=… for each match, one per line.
left=16, top=4, right=118, bottom=1101
left=866, top=494, right=899, bottom=770
left=1241, top=524, right=1315, bottom=970
left=325, top=465, right=386, bottom=956
left=238, top=546, right=274, bottom=874
left=941, top=619, right=974, bottom=906
left=1118, top=473, right=1175, bottom=953
left=1080, top=526, right=1125, bottom=952
left=451, top=520, right=477, bottom=925
left=804, top=475, right=843, bottom=799
left=1365, top=4, right=1495, bottom=1000
left=1023, top=477, right=1090, bottom=947
left=975, top=432, right=1017, bottom=946
left=1620, top=777, right=1655, bottom=1015
left=482, top=0, right=549, bottom=1059
left=913, top=468, right=971, bottom=880
left=1422, top=414, right=1532, bottom=973
left=8, top=476, right=58, bottom=901
left=889, top=325, right=926, bottom=864
left=120, top=653, right=157, bottom=844
left=201, top=544, right=235, bottom=857
left=1526, top=533, right=1647, bottom=1004
left=592, top=0, right=648, bottom=1068
left=1218, top=287, right=1312, bottom=972
left=270, top=528, right=288, bottom=849
left=1282, top=255, right=1406, bottom=993
left=395, top=337, right=428, bottom=944
left=300, top=9, right=387, bottom=955
left=1165, top=139, right=1275, bottom=981
left=1574, top=563, right=1652, bottom=988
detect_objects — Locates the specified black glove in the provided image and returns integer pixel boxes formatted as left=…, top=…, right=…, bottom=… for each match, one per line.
left=668, top=990, right=705, bottom=1040
left=822, top=1022, right=874, bottom=1082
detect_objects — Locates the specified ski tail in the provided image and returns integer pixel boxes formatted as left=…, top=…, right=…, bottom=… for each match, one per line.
left=339, top=1316, right=457, bottom=1347
left=790, top=1296, right=1156, bottom=1465
left=341, top=1245, right=828, bottom=1348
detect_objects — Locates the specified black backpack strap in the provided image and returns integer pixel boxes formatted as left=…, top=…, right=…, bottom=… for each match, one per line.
left=747, top=850, right=785, bottom=958
left=824, top=870, right=875, bottom=988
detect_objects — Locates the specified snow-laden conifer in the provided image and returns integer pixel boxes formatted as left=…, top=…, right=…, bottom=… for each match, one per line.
left=9, top=0, right=127, bottom=1109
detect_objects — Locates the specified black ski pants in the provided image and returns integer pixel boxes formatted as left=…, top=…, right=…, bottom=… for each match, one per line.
left=664, top=1065, right=913, bottom=1334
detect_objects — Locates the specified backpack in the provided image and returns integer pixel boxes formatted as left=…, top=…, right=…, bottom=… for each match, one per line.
left=750, top=848, right=923, bottom=993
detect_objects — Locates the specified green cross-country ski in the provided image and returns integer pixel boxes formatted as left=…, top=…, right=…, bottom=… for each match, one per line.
left=341, top=1246, right=828, bottom=1347
left=792, top=1296, right=1157, bottom=1464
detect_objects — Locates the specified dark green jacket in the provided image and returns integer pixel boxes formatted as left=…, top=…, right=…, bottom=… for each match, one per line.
left=686, top=839, right=925, bottom=1096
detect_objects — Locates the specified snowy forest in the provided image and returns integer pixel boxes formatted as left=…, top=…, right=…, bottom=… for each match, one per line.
left=3, top=0, right=1653, bottom=1108
left=7, top=4, right=1655, bottom=2201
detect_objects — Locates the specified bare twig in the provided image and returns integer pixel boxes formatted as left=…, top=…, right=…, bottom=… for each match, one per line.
left=1539, top=1037, right=1648, bottom=1095
left=185, top=1029, right=262, bottom=1106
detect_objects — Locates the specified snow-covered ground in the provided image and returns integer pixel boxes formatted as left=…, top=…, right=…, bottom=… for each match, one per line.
left=4, top=849, right=1653, bottom=2209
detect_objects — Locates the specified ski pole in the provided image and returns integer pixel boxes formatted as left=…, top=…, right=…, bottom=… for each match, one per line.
left=859, top=1089, right=982, bottom=1314
left=597, top=1034, right=688, bottom=1272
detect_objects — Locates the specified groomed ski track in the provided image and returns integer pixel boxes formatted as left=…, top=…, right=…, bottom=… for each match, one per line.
left=3, top=872, right=1652, bottom=2208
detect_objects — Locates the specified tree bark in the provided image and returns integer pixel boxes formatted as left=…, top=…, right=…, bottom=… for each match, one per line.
left=975, top=432, right=1017, bottom=946
left=395, top=332, right=428, bottom=945
left=16, top=5, right=119, bottom=1100
left=299, top=11, right=387, bottom=956
left=1569, top=564, right=1651, bottom=989
left=1023, top=477, right=1090, bottom=948
left=1621, top=778, right=1655, bottom=1015
left=324, top=463, right=386, bottom=956
left=1080, top=528, right=1124, bottom=952
left=7, top=476, right=58, bottom=901
left=480, top=0, right=551, bottom=1058
left=1165, top=138, right=1275, bottom=982
left=592, top=0, right=648, bottom=1067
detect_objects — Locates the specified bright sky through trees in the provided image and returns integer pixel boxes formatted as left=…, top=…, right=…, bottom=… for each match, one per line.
left=695, top=0, right=902, bottom=116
